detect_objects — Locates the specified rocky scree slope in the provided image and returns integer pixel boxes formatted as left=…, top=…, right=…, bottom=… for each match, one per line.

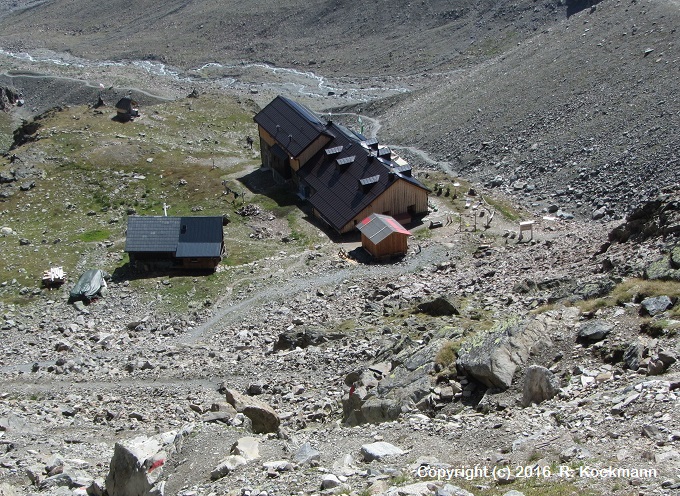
left=0, top=0, right=579, bottom=76
left=362, top=0, right=679, bottom=222
left=0, top=190, right=678, bottom=496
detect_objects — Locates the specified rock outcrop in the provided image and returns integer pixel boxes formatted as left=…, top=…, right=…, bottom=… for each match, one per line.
left=457, top=317, right=549, bottom=390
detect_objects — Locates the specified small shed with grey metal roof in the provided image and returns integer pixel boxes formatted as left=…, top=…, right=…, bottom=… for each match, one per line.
left=125, top=216, right=224, bottom=270
left=356, top=213, right=412, bottom=260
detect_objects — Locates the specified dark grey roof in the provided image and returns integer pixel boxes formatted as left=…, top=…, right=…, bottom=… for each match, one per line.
left=296, top=121, right=429, bottom=232
left=177, top=217, right=224, bottom=258
left=125, top=216, right=180, bottom=252
left=253, top=95, right=332, bottom=159
left=125, top=216, right=223, bottom=258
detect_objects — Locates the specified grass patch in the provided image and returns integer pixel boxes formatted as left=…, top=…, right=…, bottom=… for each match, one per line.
left=576, top=278, right=680, bottom=316
left=435, top=339, right=463, bottom=369
left=0, top=94, right=277, bottom=304
left=484, top=196, right=522, bottom=221
left=416, top=472, right=602, bottom=495
left=640, top=317, right=680, bottom=338
left=79, top=229, right=111, bottom=242
left=0, top=113, right=15, bottom=153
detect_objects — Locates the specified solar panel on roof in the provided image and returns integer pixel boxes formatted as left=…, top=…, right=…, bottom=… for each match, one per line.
left=336, top=156, right=355, bottom=166
left=325, top=146, right=344, bottom=155
left=360, top=175, right=380, bottom=186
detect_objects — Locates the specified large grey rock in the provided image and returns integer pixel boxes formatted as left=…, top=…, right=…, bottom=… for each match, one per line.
left=640, top=296, right=675, bottom=316
left=644, top=247, right=680, bottom=281
left=343, top=396, right=404, bottom=426
left=623, top=342, right=642, bottom=370
left=105, top=436, right=165, bottom=496
left=223, top=387, right=280, bottom=434
left=273, top=327, right=345, bottom=351
left=104, top=425, right=192, bottom=496
left=321, top=474, right=342, bottom=490
left=210, top=455, right=247, bottom=480
left=294, top=442, right=321, bottom=465
left=360, top=441, right=405, bottom=462
left=0, top=413, right=37, bottom=435
left=577, top=320, right=613, bottom=342
left=522, top=366, right=560, bottom=407
left=416, top=296, right=459, bottom=316
left=457, top=318, right=549, bottom=390
left=0, top=483, right=20, bottom=496
left=386, top=482, right=435, bottom=495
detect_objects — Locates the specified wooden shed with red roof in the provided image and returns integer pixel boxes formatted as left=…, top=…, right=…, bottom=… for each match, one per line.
left=356, top=213, right=412, bottom=260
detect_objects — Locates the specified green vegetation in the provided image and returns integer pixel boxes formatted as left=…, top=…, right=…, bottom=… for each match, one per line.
left=576, top=278, right=680, bottom=317
left=416, top=471, right=602, bottom=495
left=640, top=318, right=679, bottom=337
left=0, top=113, right=14, bottom=152
left=79, top=229, right=111, bottom=242
left=0, top=94, right=316, bottom=308
left=484, top=195, right=523, bottom=221
left=435, top=339, right=463, bottom=369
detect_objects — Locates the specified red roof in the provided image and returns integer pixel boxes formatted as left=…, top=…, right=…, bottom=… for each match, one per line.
left=356, top=213, right=411, bottom=243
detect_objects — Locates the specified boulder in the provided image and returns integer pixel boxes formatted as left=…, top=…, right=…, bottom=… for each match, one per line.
left=104, top=436, right=165, bottom=496
left=386, top=482, right=435, bottom=496
left=522, top=366, right=560, bottom=407
left=360, top=441, right=405, bottom=462
left=644, top=247, right=680, bottom=281
left=223, top=387, right=280, bottom=433
left=343, top=396, right=404, bottom=426
left=210, top=455, right=247, bottom=480
left=320, top=474, right=342, bottom=490
left=0, top=484, right=20, bottom=496
left=577, top=320, right=613, bottom=342
left=640, top=296, right=675, bottom=316
left=104, top=425, right=192, bottom=496
left=457, top=318, right=549, bottom=390
left=623, top=342, right=642, bottom=370
left=436, top=485, right=475, bottom=496
left=416, top=296, right=459, bottom=316
left=294, top=442, right=321, bottom=465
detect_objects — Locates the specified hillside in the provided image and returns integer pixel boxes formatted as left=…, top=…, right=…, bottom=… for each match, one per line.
left=0, top=1, right=678, bottom=496
left=0, top=0, right=577, bottom=76
left=357, top=0, right=679, bottom=221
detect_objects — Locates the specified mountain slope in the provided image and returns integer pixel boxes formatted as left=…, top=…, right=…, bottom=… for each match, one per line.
left=0, top=0, right=574, bottom=75
left=371, top=0, right=679, bottom=219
